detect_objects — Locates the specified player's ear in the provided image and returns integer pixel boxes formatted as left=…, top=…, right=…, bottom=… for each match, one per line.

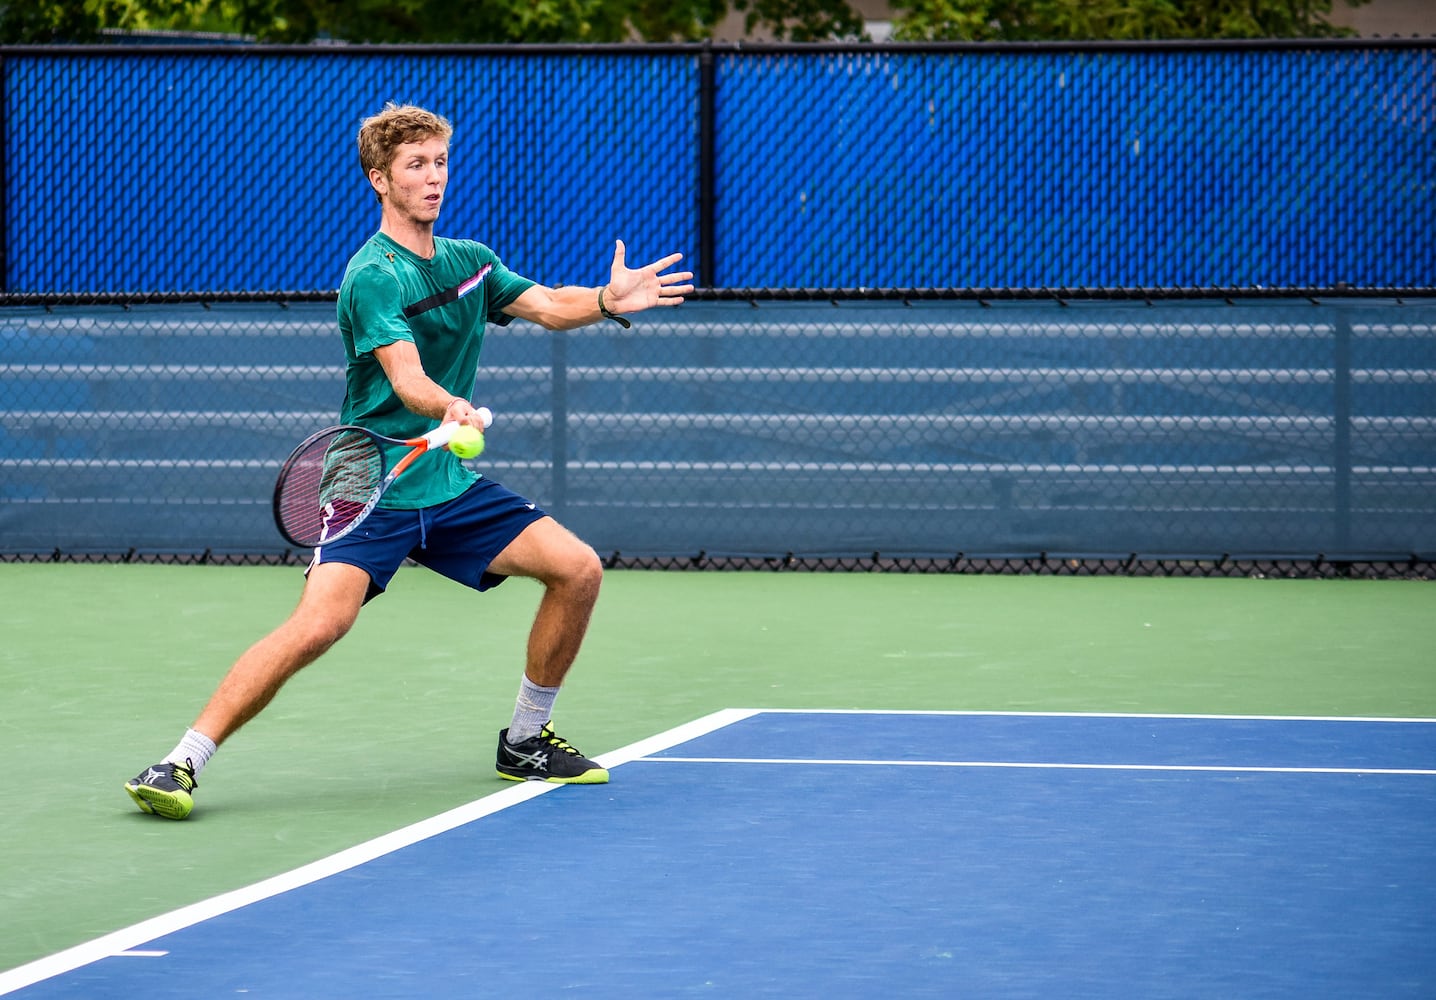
left=368, top=167, right=389, bottom=202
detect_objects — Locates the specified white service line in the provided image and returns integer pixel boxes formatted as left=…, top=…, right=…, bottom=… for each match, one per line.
left=739, top=708, right=1436, bottom=723
left=643, top=757, right=1436, bottom=776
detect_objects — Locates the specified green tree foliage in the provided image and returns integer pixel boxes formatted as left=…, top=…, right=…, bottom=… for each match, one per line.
left=0, top=0, right=233, bottom=43
left=222, top=0, right=635, bottom=43
left=0, top=0, right=1368, bottom=44
left=729, top=0, right=865, bottom=41
left=0, top=0, right=854, bottom=43
left=889, top=0, right=1370, bottom=42
left=0, top=0, right=125, bottom=42
left=234, top=0, right=863, bottom=43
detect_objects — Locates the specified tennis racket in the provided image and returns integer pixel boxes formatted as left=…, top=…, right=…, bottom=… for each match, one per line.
left=272, top=406, right=493, bottom=548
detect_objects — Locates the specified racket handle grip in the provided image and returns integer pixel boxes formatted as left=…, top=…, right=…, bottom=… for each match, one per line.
left=424, top=408, right=494, bottom=450
left=422, top=423, right=460, bottom=449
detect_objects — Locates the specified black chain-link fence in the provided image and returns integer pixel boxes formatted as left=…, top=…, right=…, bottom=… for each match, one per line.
left=2, top=295, right=1431, bottom=573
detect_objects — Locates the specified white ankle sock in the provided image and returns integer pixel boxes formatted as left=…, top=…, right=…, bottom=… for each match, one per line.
left=165, top=728, right=217, bottom=776
left=507, top=677, right=559, bottom=744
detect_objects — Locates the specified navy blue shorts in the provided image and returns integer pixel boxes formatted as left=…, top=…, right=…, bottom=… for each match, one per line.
left=311, top=478, right=547, bottom=600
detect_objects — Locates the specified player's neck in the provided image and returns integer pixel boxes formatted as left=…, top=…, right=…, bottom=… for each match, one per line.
left=378, top=217, right=437, bottom=260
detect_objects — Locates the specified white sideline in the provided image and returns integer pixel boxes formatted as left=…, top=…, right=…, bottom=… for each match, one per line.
left=0, top=708, right=757, bottom=996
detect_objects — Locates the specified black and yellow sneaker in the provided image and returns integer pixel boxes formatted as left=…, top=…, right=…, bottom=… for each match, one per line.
left=496, top=724, right=609, bottom=784
left=124, top=759, right=198, bottom=820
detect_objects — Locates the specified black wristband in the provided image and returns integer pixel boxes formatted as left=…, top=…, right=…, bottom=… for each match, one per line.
left=598, top=286, right=632, bottom=329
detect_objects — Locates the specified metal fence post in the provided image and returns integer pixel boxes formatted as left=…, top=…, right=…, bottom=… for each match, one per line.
left=551, top=327, right=568, bottom=518
left=698, top=42, right=716, bottom=288
left=1332, top=305, right=1353, bottom=554
left=0, top=55, right=7, bottom=293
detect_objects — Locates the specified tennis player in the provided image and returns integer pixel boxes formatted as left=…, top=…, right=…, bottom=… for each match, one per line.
left=125, top=103, right=693, bottom=819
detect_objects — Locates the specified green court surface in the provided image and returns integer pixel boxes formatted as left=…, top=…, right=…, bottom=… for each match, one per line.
left=1, top=563, right=1432, bottom=975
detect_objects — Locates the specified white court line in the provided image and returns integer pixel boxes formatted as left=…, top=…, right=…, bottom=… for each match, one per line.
left=4, top=707, right=1427, bottom=993
left=0, top=708, right=757, bottom=997
left=739, top=708, right=1436, bottom=723
left=596, top=708, right=760, bottom=767
left=646, top=757, right=1436, bottom=776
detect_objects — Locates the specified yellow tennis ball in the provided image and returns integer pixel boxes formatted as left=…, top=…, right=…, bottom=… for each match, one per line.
left=448, top=424, right=485, bottom=459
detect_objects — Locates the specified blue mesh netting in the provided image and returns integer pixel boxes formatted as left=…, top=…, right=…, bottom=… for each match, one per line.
left=3, top=45, right=1434, bottom=293
left=4, top=52, right=698, bottom=292
left=715, top=47, right=1435, bottom=288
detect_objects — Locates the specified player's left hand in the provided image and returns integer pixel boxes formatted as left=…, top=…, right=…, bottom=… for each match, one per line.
left=602, top=239, right=695, bottom=314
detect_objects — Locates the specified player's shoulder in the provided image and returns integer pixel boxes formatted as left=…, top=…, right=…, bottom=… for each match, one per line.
left=345, top=235, right=402, bottom=269
left=341, top=240, right=404, bottom=291
left=435, top=236, right=500, bottom=266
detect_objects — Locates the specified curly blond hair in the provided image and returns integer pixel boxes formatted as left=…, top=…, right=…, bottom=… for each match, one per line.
left=357, top=103, right=454, bottom=202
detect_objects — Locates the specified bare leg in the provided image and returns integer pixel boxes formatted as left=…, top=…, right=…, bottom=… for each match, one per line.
left=489, top=517, right=607, bottom=782
left=487, top=516, right=603, bottom=688
left=192, top=562, right=372, bottom=745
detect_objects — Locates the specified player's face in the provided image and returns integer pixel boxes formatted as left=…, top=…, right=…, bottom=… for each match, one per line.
left=376, top=136, right=448, bottom=224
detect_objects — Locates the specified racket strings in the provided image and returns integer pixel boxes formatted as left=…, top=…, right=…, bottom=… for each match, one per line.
left=275, top=429, right=384, bottom=547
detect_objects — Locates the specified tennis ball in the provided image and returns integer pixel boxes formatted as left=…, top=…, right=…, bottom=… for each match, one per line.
left=448, top=424, right=485, bottom=459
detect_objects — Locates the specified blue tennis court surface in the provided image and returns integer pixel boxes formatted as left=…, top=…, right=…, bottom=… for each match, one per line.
left=5, top=711, right=1434, bottom=998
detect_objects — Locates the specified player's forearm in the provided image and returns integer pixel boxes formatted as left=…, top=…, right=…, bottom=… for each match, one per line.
left=388, top=368, right=462, bottom=421
left=374, top=341, right=472, bottom=423
left=513, top=284, right=614, bottom=331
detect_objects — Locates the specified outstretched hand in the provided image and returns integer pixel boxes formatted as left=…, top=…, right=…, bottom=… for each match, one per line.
left=602, top=239, right=695, bottom=316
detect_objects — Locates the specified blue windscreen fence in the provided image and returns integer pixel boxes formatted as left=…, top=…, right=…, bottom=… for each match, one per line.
left=2, top=41, right=1433, bottom=293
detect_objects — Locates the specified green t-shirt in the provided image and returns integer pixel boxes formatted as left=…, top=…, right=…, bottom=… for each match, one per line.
left=337, top=232, right=535, bottom=509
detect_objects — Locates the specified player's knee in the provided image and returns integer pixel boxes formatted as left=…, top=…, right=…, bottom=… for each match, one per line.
left=563, top=543, right=604, bottom=600
left=291, top=612, right=356, bottom=660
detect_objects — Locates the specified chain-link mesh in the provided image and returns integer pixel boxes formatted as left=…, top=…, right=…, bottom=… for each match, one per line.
left=2, top=296, right=1431, bottom=563
left=2, top=549, right=1428, bottom=579
left=4, top=50, right=697, bottom=292
left=716, top=46, right=1435, bottom=288
left=3, top=43, right=1433, bottom=293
